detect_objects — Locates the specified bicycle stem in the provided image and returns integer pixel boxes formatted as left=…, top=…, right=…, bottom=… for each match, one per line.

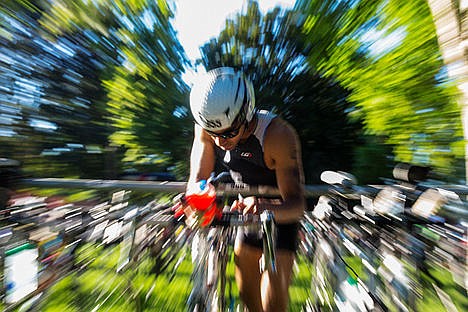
left=260, top=210, right=277, bottom=273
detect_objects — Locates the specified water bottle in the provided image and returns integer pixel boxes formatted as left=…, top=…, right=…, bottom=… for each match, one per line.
left=185, top=180, right=216, bottom=211
left=185, top=180, right=218, bottom=227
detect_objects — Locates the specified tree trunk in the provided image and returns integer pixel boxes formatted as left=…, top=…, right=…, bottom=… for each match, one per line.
left=427, top=0, right=468, bottom=181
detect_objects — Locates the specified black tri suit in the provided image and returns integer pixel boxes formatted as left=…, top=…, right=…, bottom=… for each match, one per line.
left=214, top=110, right=299, bottom=252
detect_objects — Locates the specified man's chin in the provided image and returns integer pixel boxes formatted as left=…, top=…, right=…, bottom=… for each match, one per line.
left=219, top=145, right=234, bottom=151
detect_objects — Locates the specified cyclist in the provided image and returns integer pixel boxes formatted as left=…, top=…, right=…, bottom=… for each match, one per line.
left=185, top=67, right=305, bottom=312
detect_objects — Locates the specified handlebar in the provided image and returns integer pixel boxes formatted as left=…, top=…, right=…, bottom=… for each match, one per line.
left=319, top=170, right=468, bottom=225
left=209, top=211, right=262, bottom=226
left=210, top=210, right=277, bottom=273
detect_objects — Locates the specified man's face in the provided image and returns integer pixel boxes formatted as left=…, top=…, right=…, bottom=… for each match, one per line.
left=206, top=123, right=245, bottom=151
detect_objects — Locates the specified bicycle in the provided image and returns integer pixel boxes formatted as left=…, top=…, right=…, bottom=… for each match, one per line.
left=299, top=171, right=383, bottom=312
left=302, top=168, right=467, bottom=312
left=171, top=172, right=279, bottom=312
left=0, top=188, right=184, bottom=311
left=3, top=163, right=466, bottom=311
left=0, top=166, right=281, bottom=312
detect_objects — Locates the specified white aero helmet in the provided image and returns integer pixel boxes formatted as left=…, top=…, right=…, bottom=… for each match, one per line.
left=190, top=67, right=255, bottom=131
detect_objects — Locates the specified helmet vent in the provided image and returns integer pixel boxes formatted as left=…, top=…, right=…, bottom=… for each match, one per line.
left=234, top=77, right=242, bottom=103
left=189, top=67, right=255, bottom=131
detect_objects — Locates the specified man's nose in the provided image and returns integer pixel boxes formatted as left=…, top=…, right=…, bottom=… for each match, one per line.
left=215, top=137, right=228, bottom=146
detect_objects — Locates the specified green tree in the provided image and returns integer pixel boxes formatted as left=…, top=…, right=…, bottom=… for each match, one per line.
left=0, top=1, right=114, bottom=177
left=102, top=1, right=191, bottom=173
left=198, top=1, right=362, bottom=183
left=297, top=0, right=464, bottom=179
left=41, top=0, right=191, bottom=177
left=1, top=0, right=192, bottom=179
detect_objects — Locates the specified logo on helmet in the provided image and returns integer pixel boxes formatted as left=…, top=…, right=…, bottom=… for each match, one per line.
left=199, top=113, right=222, bottom=129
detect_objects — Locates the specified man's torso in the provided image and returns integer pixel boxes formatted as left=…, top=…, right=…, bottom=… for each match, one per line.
left=214, top=110, right=277, bottom=186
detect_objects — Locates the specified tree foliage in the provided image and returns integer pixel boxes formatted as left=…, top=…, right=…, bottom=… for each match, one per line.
left=198, top=1, right=362, bottom=182
left=0, top=0, right=114, bottom=177
left=297, top=0, right=464, bottom=178
left=0, top=0, right=464, bottom=183
left=195, top=0, right=463, bottom=181
left=0, top=0, right=192, bottom=178
left=42, top=0, right=192, bottom=176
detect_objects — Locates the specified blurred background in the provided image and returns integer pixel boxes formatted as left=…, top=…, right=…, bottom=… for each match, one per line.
left=0, top=0, right=467, bottom=311
left=1, top=0, right=466, bottom=184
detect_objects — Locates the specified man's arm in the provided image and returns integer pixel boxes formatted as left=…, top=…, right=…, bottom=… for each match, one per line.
left=188, top=124, right=216, bottom=186
left=260, top=118, right=305, bottom=223
left=177, top=124, right=217, bottom=227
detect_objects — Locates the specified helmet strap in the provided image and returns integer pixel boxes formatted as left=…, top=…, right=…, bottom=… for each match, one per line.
left=240, top=113, right=258, bottom=140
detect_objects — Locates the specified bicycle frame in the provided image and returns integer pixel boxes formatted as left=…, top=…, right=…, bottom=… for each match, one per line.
left=187, top=210, right=277, bottom=312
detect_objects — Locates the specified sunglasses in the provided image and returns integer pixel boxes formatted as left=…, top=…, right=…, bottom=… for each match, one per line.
left=206, top=124, right=243, bottom=139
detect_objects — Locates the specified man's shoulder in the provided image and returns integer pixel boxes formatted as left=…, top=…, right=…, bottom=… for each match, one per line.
left=266, top=116, right=297, bottom=138
left=263, top=116, right=299, bottom=158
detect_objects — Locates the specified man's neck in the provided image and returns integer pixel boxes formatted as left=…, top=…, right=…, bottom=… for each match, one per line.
left=239, top=114, right=258, bottom=142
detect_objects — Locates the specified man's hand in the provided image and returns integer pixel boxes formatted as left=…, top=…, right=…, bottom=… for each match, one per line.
left=231, top=194, right=259, bottom=215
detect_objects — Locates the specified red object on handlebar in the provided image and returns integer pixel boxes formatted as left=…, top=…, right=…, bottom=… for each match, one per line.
left=200, top=203, right=222, bottom=227
left=185, top=193, right=216, bottom=211
left=184, top=181, right=221, bottom=226
left=185, top=180, right=216, bottom=211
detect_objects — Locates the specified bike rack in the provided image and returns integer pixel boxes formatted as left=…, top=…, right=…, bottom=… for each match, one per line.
left=21, top=178, right=381, bottom=197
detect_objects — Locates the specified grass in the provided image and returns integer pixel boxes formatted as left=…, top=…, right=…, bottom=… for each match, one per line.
left=7, top=239, right=467, bottom=312
left=221, top=249, right=312, bottom=311
left=30, top=243, right=312, bottom=311
left=419, top=265, right=468, bottom=312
